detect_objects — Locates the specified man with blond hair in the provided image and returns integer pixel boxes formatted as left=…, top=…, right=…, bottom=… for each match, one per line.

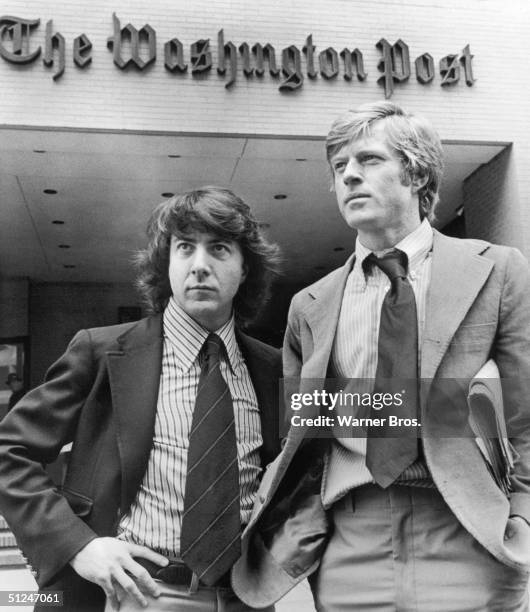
left=233, top=102, right=530, bottom=611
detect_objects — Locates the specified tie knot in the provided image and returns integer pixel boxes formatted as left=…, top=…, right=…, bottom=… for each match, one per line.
left=203, top=333, right=224, bottom=362
left=363, top=249, right=408, bottom=282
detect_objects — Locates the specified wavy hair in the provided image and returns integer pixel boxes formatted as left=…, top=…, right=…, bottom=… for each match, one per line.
left=135, top=186, right=281, bottom=326
left=326, top=101, right=444, bottom=218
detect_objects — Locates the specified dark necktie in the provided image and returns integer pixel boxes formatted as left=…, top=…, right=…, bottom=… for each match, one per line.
left=364, top=249, right=419, bottom=488
left=180, top=333, right=241, bottom=585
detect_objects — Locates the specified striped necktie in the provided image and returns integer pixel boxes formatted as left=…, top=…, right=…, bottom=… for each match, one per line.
left=180, top=333, right=241, bottom=585
left=363, top=249, right=419, bottom=488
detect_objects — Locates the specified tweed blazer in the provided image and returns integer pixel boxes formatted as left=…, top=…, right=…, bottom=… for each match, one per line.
left=232, top=231, right=530, bottom=607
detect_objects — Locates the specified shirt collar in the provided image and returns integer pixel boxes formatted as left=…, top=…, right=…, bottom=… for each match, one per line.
left=353, top=218, right=433, bottom=283
left=163, top=297, right=240, bottom=373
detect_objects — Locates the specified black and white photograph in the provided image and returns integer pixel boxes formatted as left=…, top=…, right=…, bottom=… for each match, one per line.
left=0, top=1, right=529, bottom=610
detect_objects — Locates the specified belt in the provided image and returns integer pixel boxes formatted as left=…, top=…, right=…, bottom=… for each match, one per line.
left=135, top=557, right=231, bottom=589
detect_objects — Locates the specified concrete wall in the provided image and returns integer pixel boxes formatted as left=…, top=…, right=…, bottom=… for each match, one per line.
left=463, top=147, right=524, bottom=250
left=0, top=0, right=526, bottom=136
left=0, top=279, right=28, bottom=338
left=29, top=282, right=141, bottom=387
left=2, top=0, right=529, bottom=254
left=2, top=0, right=530, bottom=366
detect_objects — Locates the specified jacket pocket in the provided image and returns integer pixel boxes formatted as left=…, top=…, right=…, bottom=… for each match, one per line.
left=61, top=487, right=93, bottom=518
left=450, top=322, right=496, bottom=346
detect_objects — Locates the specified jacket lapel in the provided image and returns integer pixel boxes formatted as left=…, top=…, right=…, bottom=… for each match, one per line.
left=286, top=234, right=494, bottom=469
left=284, top=256, right=354, bottom=456
left=421, top=231, right=493, bottom=384
left=302, top=255, right=355, bottom=379
left=107, top=315, right=163, bottom=513
left=237, top=332, right=281, bottom=464
left=262, top=235, right=496, bottom=528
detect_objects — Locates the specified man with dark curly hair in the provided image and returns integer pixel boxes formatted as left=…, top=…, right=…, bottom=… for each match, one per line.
left=0, top=186, right=282, bottom=612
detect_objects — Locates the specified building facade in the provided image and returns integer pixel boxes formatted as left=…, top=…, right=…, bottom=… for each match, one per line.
left=0, top=0, right=529, bottom=391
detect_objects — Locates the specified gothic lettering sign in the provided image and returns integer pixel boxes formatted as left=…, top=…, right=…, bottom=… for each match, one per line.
left=0, top=16, right=41, bottom=64
left=0, top=13, right=476, bottom=97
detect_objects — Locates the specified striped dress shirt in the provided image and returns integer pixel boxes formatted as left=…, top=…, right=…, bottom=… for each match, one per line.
left=322, top=219, right=434, bottom=507
left=118, top=297, right=262, bottom=557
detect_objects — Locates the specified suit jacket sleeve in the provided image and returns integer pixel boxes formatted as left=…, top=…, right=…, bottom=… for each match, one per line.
left=0, top=330, right=99, bottom=586
left=494, top=248, right=530, bottom=521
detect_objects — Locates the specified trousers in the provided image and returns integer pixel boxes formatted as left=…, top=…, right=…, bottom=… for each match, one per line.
left=104, top=581, right=275, bottom=612
left=311, top=484, right=529, bottom=612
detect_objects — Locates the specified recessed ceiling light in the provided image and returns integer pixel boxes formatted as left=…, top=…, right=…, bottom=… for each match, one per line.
left=273, top=194, right=287, bottom=200
left=334, top=247, right=345, bottom=252
left=161, top=192, right=174, bottom=198
left=43, top=189, right=57, bottom=195
left=52, top=220, right=65, bottom=225
left=63, top=264, right=76, bottom=269
left=33, top=149, right=46, bottom=154
left=58, top=244, right=71, bottom=249
left=168, top=154, right=181, bottom=158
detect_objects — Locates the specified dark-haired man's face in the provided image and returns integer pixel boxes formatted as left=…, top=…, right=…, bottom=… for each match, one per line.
left=168, top=231, right=247, bottom=330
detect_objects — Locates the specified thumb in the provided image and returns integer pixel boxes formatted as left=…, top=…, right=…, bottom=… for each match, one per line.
left=127, top=543, right=169, bottom=566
